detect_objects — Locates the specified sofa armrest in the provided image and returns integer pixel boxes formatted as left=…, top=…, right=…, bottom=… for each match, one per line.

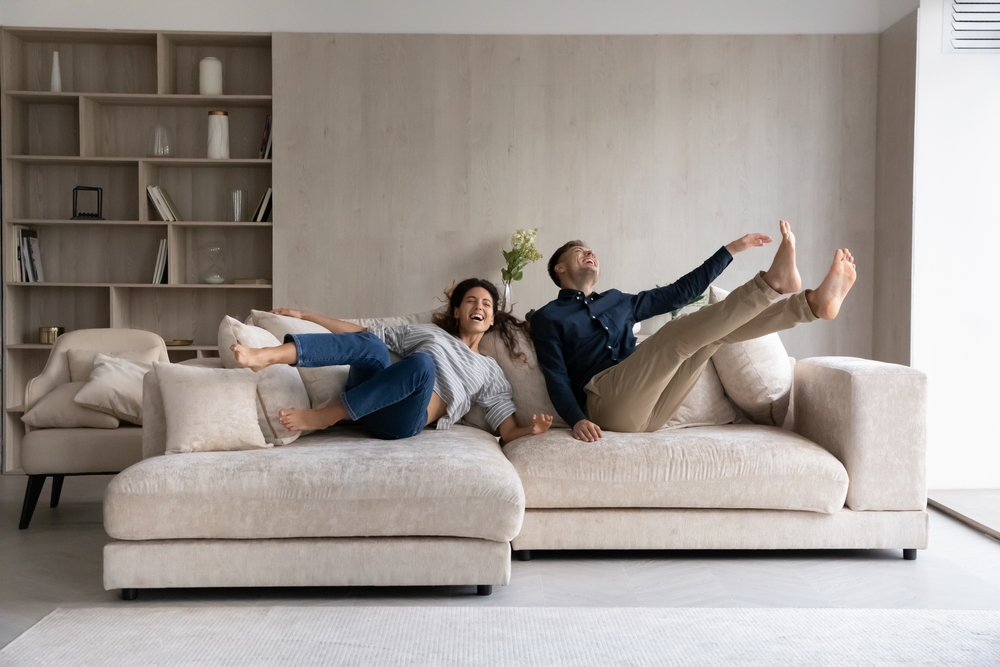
left=793, top=357, right=926, bottom=511
left=142, top=369, right=167, bottom=459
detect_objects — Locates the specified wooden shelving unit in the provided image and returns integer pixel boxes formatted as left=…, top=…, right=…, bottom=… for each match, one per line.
left=1, top=28, right=274, bottom=473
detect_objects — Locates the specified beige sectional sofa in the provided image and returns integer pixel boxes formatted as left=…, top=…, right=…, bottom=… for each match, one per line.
left=102, top=313, right=927, bottom=599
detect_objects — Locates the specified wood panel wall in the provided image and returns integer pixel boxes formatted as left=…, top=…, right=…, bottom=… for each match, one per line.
left=873, top=11, right=917, bottom=366
left=273, top=33, right=878, bottom=360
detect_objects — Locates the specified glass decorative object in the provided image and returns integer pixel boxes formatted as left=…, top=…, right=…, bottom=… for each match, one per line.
left=203, top=241, right=226, bottom=284
left=228, top=189, right=247, bottom=222
left=148, top=124, right=173, bottom=158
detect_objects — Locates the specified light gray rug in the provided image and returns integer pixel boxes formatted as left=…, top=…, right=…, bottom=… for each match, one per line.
left=2, top=606, right=998, bottom=666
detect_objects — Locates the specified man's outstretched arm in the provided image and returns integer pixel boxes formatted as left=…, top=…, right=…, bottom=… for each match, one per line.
left=632, top=234, right=771, bottom=321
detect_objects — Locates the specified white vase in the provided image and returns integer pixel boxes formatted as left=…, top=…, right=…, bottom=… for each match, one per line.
left=207, top=110, right=229, bottom=159
left=50, top=51, right=61, bottom=93
left=199, top=57, right=223, bottom=95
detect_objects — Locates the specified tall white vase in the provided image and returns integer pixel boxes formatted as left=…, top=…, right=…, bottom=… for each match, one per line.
left=207, top=110, right=230, bottom=159
left=50, top=51, right=62, bottom=93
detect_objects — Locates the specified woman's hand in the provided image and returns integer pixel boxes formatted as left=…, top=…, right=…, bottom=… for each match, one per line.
left=725, top=233, right=772, bottom=256
left=530, top=413, right=554, bottom=435
left=271, top=307, right=305, bottom=319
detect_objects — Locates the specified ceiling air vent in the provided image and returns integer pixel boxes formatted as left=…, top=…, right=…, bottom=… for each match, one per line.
left=945, top=1, right=1000, bottom=53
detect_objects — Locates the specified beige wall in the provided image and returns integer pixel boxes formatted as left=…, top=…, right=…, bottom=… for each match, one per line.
left=273, top=33, right=878, bottom=360
left=873, top=11, right=917, bottom=366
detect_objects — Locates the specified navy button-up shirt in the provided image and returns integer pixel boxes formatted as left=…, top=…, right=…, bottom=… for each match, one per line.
left=530, top=247, right=733, bottom=426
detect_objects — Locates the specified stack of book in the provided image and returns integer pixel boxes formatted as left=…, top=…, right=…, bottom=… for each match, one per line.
left=12, top=225, right=44, bottom=283
left=152, top=239, right=168, bottom=284
left=251, top=187, right=273, bottom=222
left=147, top=185, right=183, bottom=221
left=260, top=115, right=272, bottom=159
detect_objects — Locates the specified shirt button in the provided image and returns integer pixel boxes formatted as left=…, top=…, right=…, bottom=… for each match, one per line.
left=606, top=345, right=612, bottom=350
left=591, top=315, right=596, bottom=319
left=576, top=295, right=581, bottom=300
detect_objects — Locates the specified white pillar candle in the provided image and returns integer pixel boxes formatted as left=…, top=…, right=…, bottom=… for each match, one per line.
left=207, top=110, right=229, bottom=159
left=199, top=57, right=223, bottom=95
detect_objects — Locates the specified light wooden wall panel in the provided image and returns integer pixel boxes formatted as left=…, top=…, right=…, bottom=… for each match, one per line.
left=873, top=11, right=917, bottom=366
left=273, top=33, right=878, bottom=360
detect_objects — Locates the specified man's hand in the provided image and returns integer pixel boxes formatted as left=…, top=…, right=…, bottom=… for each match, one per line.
left=725, top=233, right=772, bottom=256
left=271, top=308, right=305, bottom=319
left=572, top=419, right=603, bottom=442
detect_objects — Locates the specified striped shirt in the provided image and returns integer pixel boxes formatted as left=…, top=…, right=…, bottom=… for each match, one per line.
left=367, top=323, right=517, bottom=431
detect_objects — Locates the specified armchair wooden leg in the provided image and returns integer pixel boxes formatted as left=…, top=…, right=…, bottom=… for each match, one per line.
left=50, top=475, right=65, bottom=508
left=19, top=475, right=46, bottom=530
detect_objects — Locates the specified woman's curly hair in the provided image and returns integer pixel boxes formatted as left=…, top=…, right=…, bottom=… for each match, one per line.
left=432, top=278, right=531, bottom=365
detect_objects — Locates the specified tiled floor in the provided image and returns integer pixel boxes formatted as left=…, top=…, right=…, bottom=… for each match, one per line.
left=3, top=473, right=1000, bottom=648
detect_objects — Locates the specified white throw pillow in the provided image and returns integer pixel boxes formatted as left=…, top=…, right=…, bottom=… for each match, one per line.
left=708, top=286, right=793, bottom=426
left=22, top=382, right=120, bottom=429
left=247, top=309, right=348, bottom=409
left=218, top=316, right=311, bottom=445
left=154, top=362, right=269, bottom=454
left=67, top=347, right=163, bottom=383
left=73, top=354, right=151, bottom=425
left=661, top=359, right=737, bottom=430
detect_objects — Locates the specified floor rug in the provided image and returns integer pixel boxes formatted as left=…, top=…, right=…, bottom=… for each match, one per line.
left=2, top=606, right=998, bottom=666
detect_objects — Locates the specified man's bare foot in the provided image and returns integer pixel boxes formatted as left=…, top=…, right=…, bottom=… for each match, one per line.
left=278, top=407, right=336, bottom=431
left=231, top=343, right=270, bottom=372
left=806, top=249, right=857, bottom=320
left=761, top=220, right=803, bottom=295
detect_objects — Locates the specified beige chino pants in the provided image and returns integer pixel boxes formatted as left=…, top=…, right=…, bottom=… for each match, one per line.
left=585, top=272, right=817, bottom=433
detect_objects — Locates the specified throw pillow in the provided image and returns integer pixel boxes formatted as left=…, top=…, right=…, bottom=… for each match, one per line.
left=708, top=286, right=793, bottom=426
left=67, top=347, right=163, bottom=383
left=22, top=382, right=120, bottom=429
left=218, top=316, right=311, bottom=445
left=154, top=362, right=269, bottom=454
left=477, top=329, right=568, bottom=430
left=246, top=309, right=348, bottom=409
left=73, top=354, right=151, bottom=425
left=661, top=359, right=737, bottom=430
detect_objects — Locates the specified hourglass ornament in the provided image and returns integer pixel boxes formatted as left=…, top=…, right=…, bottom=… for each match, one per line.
left=203, top=241, right=226, bottom=284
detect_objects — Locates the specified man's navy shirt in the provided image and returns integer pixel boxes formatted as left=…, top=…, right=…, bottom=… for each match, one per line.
left=530, top=247, right=733, bottom=427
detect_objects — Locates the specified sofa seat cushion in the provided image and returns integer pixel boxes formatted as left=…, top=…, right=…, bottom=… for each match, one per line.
left=502, top=425, right=849, bottom=514
left=21, top=426, right=143, bottom=475
left=105, top=425, right=525, bottom=542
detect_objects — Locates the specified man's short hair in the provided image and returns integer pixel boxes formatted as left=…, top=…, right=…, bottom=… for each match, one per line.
left=547, top=240, right=587, bottom=287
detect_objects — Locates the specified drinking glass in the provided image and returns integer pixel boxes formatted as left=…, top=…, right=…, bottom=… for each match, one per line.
left=228, top=189, right=247, bottom=222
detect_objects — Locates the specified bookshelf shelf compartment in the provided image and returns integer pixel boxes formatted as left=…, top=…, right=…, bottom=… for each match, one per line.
left=9, top=161, right=139, bottom=220
left=4, top=96, right=80, bottom=156
left=6, top=286, right=111, bottom=345
left=159, top=33, right=271, bottom=96
left=145, top=165, right=271, bottom=223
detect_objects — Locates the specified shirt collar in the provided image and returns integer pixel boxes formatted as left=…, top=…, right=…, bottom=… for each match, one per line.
left=558, top=289, right=599, bottom=301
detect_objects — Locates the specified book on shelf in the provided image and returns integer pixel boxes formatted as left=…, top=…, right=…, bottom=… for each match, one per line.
left=11, top=224, right=27, bottom=282
left=146, top=185, right=183, bottom=222
left=259, top=115, right=272, bottom=160
left=152, top=239, right=168, bottom=284
left=251, top=187, right=273, bottom=222
left=16, top=227, right=42, bottom=283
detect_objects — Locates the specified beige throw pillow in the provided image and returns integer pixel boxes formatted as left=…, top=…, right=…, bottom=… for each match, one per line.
left=218, top=316, right=311, bottom=445
left=247, top=309, right=348, bottom=409
left=477, top=330, right=567, bottom=430
left=708, top=286, right=793, bottom=426
left=73, top=354, right=151, bottom=425
left=661, top=359, right=737, bottom=430
left=154, top=362, right=269, bottom=454
left=22, top=382, right=120, bottom=429
left=67, top=347, right=163, bottom=383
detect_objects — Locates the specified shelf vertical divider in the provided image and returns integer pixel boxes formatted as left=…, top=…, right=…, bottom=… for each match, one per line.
left=156, top=34, right=176, bottom=95
left=78, top=95, right=97, bottom=157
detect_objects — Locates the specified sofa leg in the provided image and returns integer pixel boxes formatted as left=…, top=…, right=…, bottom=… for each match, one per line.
left=121, top=588, right=138, bottom=601
left=50, top=475, right=65, bottom=508
left=477, top=585, right=492, bottom=596
left=514, top=550, right=531, bottom=561
left=903, top=549, right=917, bottom=561
left=18, top=475, right=47, bottom=529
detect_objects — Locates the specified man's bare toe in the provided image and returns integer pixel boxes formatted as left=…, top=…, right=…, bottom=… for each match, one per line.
left=808, top=249, right=858, bottom=320
left=762, top=220, right=803, bottom=295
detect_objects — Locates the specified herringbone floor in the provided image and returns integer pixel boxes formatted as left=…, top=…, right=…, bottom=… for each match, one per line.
left=3, top=474, right=1000, bottom=649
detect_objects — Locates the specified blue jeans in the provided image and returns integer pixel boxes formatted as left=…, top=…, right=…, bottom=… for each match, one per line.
left=285, top=332, right=435, bottom=440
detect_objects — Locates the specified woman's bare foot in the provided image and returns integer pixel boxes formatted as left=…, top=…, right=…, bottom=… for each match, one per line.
left=806, top=249, right=857, bottom=320
left=278, top=402, right=349, bottom=432
left=231, top=343, right=270, bottom=372
left=761, top=220, right=803, bottom=295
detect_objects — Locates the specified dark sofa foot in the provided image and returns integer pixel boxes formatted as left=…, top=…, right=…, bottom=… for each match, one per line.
left=903, top=549, right=917, bottom=560
left=121, top=588, right=138, bottom=600
left=477, top=585, right=492, bottom=596
left=19, top=475, right=47, bottom=529
left=514, top=550, right=531, bottom=561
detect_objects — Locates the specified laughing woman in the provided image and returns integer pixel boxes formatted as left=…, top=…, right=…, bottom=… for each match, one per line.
left=231, top=278, right=553, bottom=443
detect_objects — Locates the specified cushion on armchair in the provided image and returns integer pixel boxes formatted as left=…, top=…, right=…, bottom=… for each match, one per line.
left=22, top=382, right=120, bottom=429
left=73, top=354, right=151, bottom=425
left=67, top=347, right=164, bottom=383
